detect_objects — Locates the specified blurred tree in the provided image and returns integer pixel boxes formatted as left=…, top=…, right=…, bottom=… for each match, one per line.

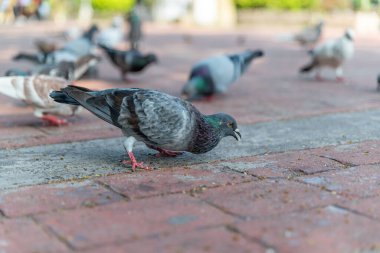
left=91, top=0, right=135, bottom=12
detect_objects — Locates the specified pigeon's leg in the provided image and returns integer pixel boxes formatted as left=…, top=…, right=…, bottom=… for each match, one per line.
left=41, top=115, right=68, bottom=126
left=315, top=68, right=324, bottom=81
left=122, top=136, right=152, bottom=171
left=121, top=71, right=135, bottom=83
left=146, top=145, right=183, bottom=157
left=155, top=148, right=183, bottom=158
left=335, top=67, right=345, bottom=83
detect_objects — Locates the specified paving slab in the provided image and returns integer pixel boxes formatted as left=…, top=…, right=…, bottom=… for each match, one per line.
left=298, top=165, right=380, bottom=198
left=34, top=194, right=235, bottom=250
left=0, top=218, right=70, bottom=253
left=234, top=206, right=380, bottom=253
left=81, top=227, right=267, bottom=253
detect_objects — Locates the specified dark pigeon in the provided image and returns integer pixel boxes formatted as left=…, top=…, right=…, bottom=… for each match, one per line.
left=182, top=49, right=264, bottom=101
left=98, top=44, right=157, bottom=81
left=50, top=86, right=241, bottom=170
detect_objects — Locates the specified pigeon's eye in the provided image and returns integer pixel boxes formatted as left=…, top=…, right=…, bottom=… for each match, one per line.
left=227, top=122, right=233, bottom=128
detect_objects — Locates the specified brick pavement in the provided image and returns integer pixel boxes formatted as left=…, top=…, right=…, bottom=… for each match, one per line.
left=0, top=21, right=380, bottom=252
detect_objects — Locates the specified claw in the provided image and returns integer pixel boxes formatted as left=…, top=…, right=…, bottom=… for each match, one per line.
left=122, top=152, right=152, bottom=171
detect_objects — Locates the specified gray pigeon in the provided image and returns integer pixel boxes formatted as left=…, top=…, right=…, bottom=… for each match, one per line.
left=293, top=21, right=324, bottom=48
left=50, top=86, right=241, bottom=170
left=377, top=74, right=380, bottom=91
left=300, top=29, right=355, bottom=82
left=0, top=75, right=81, bottom=126
left=7, top=55, right=100, bottom=81
left=182, top=49, right=264, bottom=101
left=98, top=44, right=157, bottom=81
left=13, top=25, right=99, bottom=65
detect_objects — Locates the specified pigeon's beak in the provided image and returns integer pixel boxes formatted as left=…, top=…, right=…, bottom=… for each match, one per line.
left=233, top=129, right=241, bottom=141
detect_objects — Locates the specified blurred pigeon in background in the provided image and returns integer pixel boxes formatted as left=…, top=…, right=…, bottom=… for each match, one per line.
left=96, top=16, right=125, bottom=47
left=98, top=44, right=157, bottom=81
left=182, top=49, right=264, bottom=101
left=50, top=86, right=241, bottom=170
left=13, top=24, right=99, bottom=65
left=0, top=75, right=81, bottom=126
left=377, top=74, right=380, bottom=91
left=8, top=55, right=100, bottom=81
left=299, top=29, right=355, bottom=82
left=293, top=21, right=324, bottom=48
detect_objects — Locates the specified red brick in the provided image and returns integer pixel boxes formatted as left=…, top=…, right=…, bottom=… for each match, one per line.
left=0, top=180, right=123, bottom=217
left=222, top=150, right=345, bottom=178
left=84, top=227, right=266, bottom=253
left=313, top=141, right=380, bottom=166
left=339, top=196, right=380, bottom=220
left=298, top=165, right=380, bottom=198
left=0, top=218, right=70, bottom=253
left=34, top=194, right=235, bottom=250
left=235, top=206, right=380, bottom=253
left=197, top=180, right=344, bottom=218
left=99, top=166, right=250, bottom=199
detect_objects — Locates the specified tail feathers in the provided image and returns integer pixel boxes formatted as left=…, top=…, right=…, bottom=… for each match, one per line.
left=50, top=85, right=93, bottom=105
left=50, top=90, right=80, bottom=105
left=13, top=53, right=43, bottom=64
left=300, top=61, right=316, bottom=73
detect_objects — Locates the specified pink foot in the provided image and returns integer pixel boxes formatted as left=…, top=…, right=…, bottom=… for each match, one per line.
left=204, top=95, right=215, bottom=102
left=41, top=115, right=68, bottom=127
left=122, top=152, right=152, bottom=171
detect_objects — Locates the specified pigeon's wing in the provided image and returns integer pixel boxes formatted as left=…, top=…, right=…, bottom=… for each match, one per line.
left=196, top=55, right=235, bottom=93
left=0, top=75, right=69, bottom=108
left=118, top=90, right=196, bottom=150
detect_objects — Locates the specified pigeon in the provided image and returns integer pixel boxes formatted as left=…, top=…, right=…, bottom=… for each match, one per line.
left=182, top=49, right=264, bottom=101
left=96, top=16, right=125, bottom=47
left=293, top=21, right=324, bottom=48
left=0, top=75, right=81, bottom=126
left=377, top=74, right=380, bottom=91
left=7, top=55, right=100, bottom=81
left=60, top=24, right=99, bottom=58
left=299, top=29, right=355, bottom=82
left=127, top=8, right=142, bottom=50
left=13, top=25, right=99, bottom=65
left=98, top=44, right=157, bottom=81
left=50, top=86, right=241, bottom=170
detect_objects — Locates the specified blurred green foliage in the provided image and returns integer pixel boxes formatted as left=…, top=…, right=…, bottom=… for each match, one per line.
left=91, top=0, right=135, bottom=12
left=235, top=0, right=317, bottom=9
left=235, top=0, right=352, bottom=10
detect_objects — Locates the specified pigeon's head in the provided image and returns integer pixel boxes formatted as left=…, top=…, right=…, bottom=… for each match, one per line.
left=344, top=29, right=355, bottom=41
left=145, top=54, right=158, bottom=64
left=182, top=69, right=214, bottom=101
left=207, top=113, right=241, bottom=141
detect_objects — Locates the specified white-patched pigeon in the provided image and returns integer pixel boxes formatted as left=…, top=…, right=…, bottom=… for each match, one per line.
left=50, top=86, right=241, bottom=170
left=96, top=16, right=125, bottom=47
left=0, top=75, right=81, bottom=126
left=181, top=49, right=264, bottom=101
left=300, top=29, right=355, bottom=82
